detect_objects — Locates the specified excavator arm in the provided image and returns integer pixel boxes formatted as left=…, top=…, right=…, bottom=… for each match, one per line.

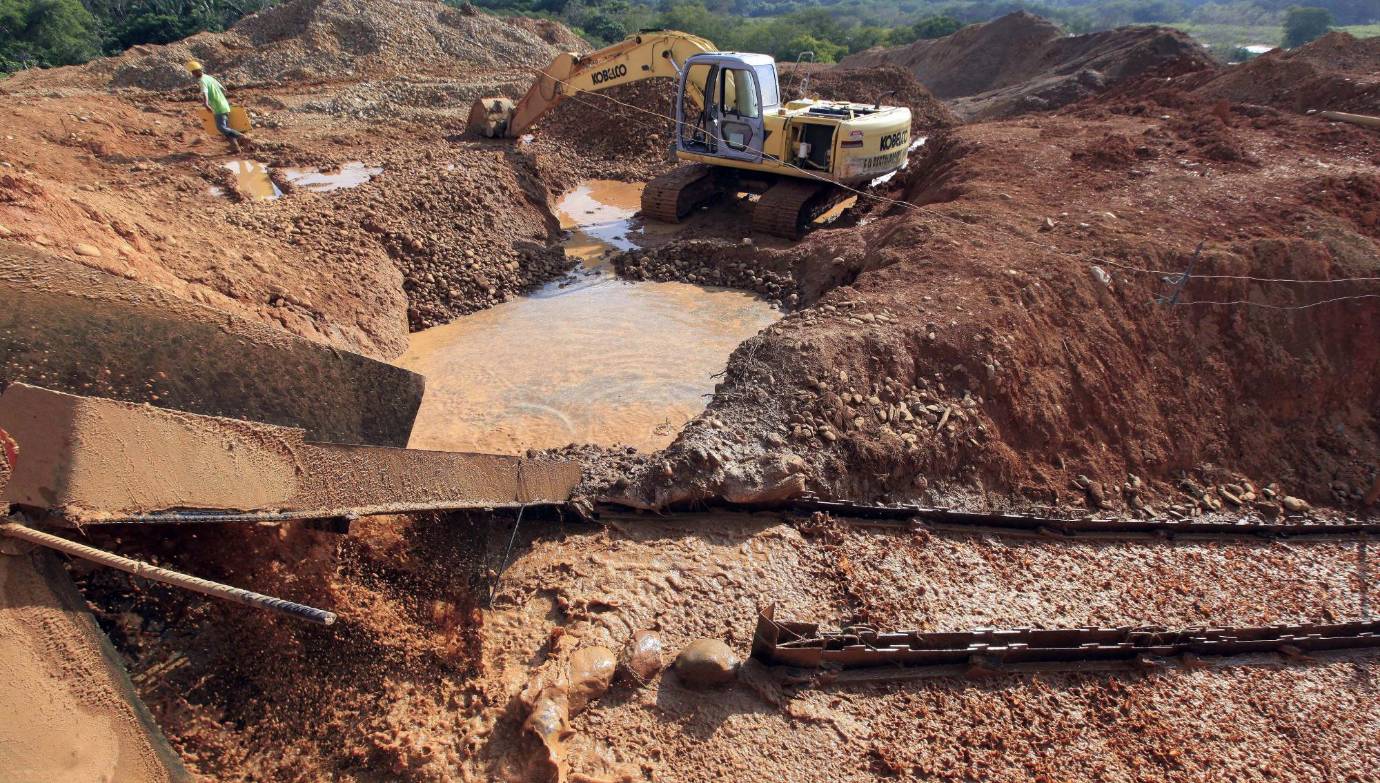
left=468, top=30, right=717, bottom=138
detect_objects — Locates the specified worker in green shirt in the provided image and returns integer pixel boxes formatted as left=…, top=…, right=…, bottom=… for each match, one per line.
left=187, top=60, right=250, bottom=152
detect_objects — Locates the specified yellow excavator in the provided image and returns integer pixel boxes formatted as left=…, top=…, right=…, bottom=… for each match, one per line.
left=468, top=30, right=912, bottom=239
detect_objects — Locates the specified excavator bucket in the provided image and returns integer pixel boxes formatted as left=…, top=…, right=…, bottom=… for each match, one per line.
left=468, top=97, right=516, bottom=138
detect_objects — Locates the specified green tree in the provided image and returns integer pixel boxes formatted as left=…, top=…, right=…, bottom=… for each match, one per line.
left=655, top=1, right=734, bottom=45
left=0, top=0, right=101, bottom=70
left=844, top=24, right=888, bottom=52
left=778, top=32, right=844, bottom=61
left=907, top=14, right=962, bottom=40
left=1282, top=6, right=1333, bottom=47
left=112, top=9, right=204, bottom=49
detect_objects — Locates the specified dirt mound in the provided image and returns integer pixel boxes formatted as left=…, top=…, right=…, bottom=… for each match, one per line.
left=781, top=64, right=959, bottom=132
left=1188, top=31, right=1380, bottom=115
left=504, top=16, right=591, bottom=53
left=840, top=12, right=1216, bottom=120
left=616, top=105, right=1380, bottom=512
left=5, top=0, right=557, bottom=92
left=526, top=80, right=681, bottom=190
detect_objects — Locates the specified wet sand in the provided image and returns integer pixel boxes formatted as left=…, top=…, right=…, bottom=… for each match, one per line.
left=0, top=551, right=185, bottom=783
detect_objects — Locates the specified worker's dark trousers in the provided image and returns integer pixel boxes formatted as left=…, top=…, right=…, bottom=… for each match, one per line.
left=214, top=113, right=246, bottom=140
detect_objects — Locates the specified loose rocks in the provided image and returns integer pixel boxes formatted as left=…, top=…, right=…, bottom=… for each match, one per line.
left=673, top=638, right=740, bottom=688
left=619, top=630, right=665, bottom=685
left=1281, top=496, right=1312, bottom=513
left=567, top=645, right=616, bottom=713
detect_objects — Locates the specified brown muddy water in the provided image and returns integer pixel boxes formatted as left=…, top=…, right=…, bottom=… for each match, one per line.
left=399, top=180, right=781, bottom=455
left=215, top=159, right=281, bottom=200
left=212, top=160, right=382, bottom=199
left=281, top=162, right=383, bottom=192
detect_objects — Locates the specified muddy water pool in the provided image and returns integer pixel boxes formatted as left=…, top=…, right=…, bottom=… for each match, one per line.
left=212, top=160, right=382, bottom=199
left=399, top=180, right=780, bottom=455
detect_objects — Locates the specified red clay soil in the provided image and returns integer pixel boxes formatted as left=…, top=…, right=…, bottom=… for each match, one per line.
left=840, top=12, right=1216, bottom=120
left=1184, top=31, right=1380, bottom=115
left=74, top=510, right=1380, bottom=782
left=618, top=88, right=1380, bottom=513
left=71, top=515, right=490, bottom=782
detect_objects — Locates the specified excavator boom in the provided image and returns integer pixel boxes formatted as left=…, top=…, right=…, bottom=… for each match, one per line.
left=468, top=30, right=715, bottom=138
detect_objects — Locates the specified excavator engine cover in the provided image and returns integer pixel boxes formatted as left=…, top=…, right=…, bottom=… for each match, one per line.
left=468, top=97, right=516, bottom=138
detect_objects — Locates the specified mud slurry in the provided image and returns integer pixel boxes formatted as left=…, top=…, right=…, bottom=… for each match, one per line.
left=400, top=180, right=779, bottom=455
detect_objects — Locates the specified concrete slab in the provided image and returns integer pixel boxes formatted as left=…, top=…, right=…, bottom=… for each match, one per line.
left=0, top=384, right=580, bottom=524
left=0, top=242, right=423, bottom=447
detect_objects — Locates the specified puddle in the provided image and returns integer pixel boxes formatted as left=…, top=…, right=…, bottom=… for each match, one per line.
left=399, top=180, right=780, bottom=455
left=280, top=161, right=383, bottom=192
left=213, top=160, right=380, bottom=199
left=221, top=160, right=281, bottom=200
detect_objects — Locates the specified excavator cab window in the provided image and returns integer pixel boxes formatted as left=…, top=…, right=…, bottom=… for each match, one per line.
left=718, top=67, right=759, bottom=150
left=720, top=68, right=759, bottom=119
left=676, top=54, right=767, bottom=162
left=754, top=63, right=780, bottom=109
left=680, top=62, right=717, bottom=153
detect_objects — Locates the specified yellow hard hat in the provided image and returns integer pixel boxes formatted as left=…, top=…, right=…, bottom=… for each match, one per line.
left=186, top=60, right=203, bottom=73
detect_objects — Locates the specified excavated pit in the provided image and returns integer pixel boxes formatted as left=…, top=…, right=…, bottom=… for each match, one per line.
left=399, top=180, right=781, bottom=455
left=2, top=1, right=1379, bottom=780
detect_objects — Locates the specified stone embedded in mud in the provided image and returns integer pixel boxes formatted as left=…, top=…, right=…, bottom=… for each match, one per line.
left=1281, top=496, right=1311, bottom=513
left=674, top=639, right=740, bottom=688
left=619, top=630, right=665, bottom=685
left=521, top=685, right=571, bottom=783
left=73, top=243, right=102, bottom=257
left=567, top=645, right=616, bottom=714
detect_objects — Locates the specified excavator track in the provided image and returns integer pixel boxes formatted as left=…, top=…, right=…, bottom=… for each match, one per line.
left=640, top=164, right=720, bottom=223
left=752, top=179, right=832, bottom=240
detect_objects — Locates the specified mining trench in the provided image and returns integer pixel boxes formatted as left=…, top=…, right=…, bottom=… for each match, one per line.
left=1, top=2, right=1379, bottom=780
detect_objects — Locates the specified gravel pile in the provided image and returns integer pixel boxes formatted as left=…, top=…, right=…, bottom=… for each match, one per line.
left=295, top=76, right=532, bottom=120
left=1189, top=31, right=1380, bottom=115
left=781, top=63, right=960, bottom=132
left=93, top=0, right=559, bottom=90
left=841, top=11, right=1215, bottom=120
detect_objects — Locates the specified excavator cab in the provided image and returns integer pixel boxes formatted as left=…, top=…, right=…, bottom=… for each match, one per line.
left=676, top=53, right=780, bottom=164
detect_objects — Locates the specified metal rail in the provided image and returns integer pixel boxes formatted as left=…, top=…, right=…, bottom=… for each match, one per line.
left=783, top=497, right=1380, bottom=538
left=0, top=521, right=336, bottom=625
left=22, top=499, right=568, bottom=527
left=752, top=607, right=1380, bottom=679
left=596, top=497, right=1378, bottom=539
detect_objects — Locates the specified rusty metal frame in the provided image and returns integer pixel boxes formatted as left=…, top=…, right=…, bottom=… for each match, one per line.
left=786, top=498, right=1380, bottom=537
left=752, top=606, right=1380, bottom=672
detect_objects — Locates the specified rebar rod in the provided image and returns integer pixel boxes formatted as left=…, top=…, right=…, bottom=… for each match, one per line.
left=0, top=521, right=336, bottom=625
